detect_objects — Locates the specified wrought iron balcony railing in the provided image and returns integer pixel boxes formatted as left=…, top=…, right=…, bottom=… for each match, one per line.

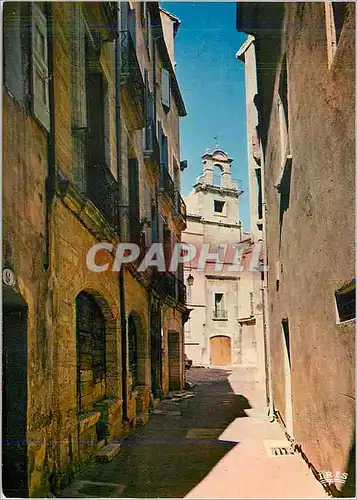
left=213, top=309, right=228, bottom=320
left=119, top=30, right=145, bottom=128
left=86, top=163, right=118, bottom=229
left=174, top=190, right=187, bottom=222
left=177, top=277, right=187, bottom=304
left=160, top=165, right=175, bottom=204
left=144, top=119, right=160, bottom=169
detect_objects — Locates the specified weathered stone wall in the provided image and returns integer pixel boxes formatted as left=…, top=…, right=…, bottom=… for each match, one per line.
left=3, top=85, right=55, bottom=498
left=263, top=2, right=355, bottom=476
left=3, top=2, right=186, bottom=495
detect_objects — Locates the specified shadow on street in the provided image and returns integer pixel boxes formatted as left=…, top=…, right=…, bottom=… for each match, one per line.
left=63, top=368, right=251, bottom=498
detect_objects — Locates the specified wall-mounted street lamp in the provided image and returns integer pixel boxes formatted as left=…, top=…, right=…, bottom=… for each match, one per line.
left=187, top=273, right=194, bottom=287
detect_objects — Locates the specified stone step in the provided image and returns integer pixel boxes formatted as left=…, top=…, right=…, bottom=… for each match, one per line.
left=95, top=443, right=121, bottom=463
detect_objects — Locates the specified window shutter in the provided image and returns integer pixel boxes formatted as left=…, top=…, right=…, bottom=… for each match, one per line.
left=161, top=68, right=170, bottom=108
left=4, top=3, right=29, bottom=107
left=31, top=3, right=50, bottom=132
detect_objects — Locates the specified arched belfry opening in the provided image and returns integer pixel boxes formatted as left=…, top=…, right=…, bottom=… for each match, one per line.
left=213, top=164, right=223, bottom=186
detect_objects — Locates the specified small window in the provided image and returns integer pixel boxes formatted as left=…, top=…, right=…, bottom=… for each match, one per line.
left=31, top=3, right=50, bottom=131
left=214, top=200, right=225, bottom=213
left=332, top=2, right=348, bottom=44
left=161, top=68, right=170, bottom=108
left=335, top=279, right=356, bottom=323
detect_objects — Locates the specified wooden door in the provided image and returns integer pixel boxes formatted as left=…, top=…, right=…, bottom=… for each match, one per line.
left=210, top=335, right=231, bottom=366
left=3, top=305, right=28, bottom=497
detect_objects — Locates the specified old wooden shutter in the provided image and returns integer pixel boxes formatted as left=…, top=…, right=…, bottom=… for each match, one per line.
left=3, top=3, right=30, bottom=107
left=31, top=3, right=50, bottom=131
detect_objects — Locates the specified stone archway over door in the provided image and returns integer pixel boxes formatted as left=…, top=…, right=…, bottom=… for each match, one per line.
left=168, top=331, right=180, bottom=390
left=3, top=299, right=28, bottom=497
left=210, top=335, right=231, bottom=366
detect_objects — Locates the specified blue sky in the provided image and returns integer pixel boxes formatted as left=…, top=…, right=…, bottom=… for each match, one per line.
left=162, top=2, right=250, bottom=230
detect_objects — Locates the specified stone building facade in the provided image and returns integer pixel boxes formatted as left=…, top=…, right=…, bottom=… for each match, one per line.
left=237, top=2, right=355, bottom=495
left=2, top=2, right=187, bottom=496
left=182, top=149, right=266, bottom=384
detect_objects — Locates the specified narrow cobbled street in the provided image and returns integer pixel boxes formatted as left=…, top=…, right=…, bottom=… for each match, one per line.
left=59, top=368, right=326, bottom=499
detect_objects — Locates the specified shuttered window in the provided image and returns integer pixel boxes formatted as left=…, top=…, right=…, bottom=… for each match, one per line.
left=31, top=3, right=50, bottom=131
left=3, top=3, right=30, bottom=107
left=161, top=68, right=170, bottom=108
left=71, top=4, right=87, bottom=192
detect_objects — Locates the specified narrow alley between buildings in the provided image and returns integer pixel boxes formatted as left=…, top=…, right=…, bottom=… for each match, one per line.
left=59, top=368, right=327, bottom=499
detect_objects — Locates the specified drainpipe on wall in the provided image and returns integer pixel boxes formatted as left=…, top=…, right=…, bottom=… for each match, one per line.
left=115, top=1, right=128, bottom=422
left=45, top=2, right=56, bottom=272
left=261, top=222, right=274, bottom=419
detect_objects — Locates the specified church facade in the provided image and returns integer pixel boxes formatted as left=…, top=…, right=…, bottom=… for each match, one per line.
left=182, top=149, right=265, bottom=383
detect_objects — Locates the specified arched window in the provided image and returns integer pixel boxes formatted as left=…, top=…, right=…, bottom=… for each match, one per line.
left=76, top=292, right=106, bottom=410
left=213, top=164, right=223, bottom=186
